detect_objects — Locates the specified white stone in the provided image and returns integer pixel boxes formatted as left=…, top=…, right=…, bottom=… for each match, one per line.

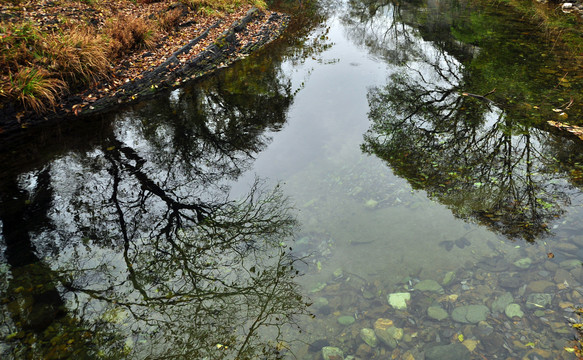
left=563, top=3, right=574, bottom=12
left=387, top=292, right=411, bottom=310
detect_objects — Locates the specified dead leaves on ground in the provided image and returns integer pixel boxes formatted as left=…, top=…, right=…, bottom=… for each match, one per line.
left=1, top=0, right=276, bottom=117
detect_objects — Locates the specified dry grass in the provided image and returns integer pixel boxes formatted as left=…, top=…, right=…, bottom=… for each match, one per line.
left=46, top=29, right=110, bottom=86
left=158, top=7, right=185, bottom=31
left=0, top=2, right=165, bottom=113
left=0, top=22, right=39, bottom=73
left=104, top=15, right=157, bottom=59
left=3, top=67, right=67, bottom=113
left=0, top=21, right=110, bottom=110
left=0, top=0, right=264, bottom=114
left=0, top=14, right=156, bottom=112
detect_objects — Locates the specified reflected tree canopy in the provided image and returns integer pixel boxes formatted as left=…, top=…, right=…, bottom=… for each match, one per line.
left=356, top=0, right=583, bottom=241
left=0, top=55, right=310, bottom=359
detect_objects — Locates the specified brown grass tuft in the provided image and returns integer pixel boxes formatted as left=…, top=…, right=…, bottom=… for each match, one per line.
left=0, top=22, right=39, bottom=73
left=2, top=67, right=67, bottom=113
left=158, top=7, right=185, bottom=31
left=104, top=15, right=157, bottom=59
left=46, top=28, right=110, bottom=86
left=0, top=21, right=112, bottom=112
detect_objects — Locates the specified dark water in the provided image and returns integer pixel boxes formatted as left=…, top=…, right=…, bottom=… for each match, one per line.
left=3, top=0, right=583, bottom=359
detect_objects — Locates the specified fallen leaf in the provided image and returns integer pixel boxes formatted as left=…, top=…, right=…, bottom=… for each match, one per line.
left=548, top=120, right=583, bottom=140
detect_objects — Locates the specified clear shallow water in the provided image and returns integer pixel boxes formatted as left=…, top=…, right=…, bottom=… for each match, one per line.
left=4, top=0, right=583, bottom=359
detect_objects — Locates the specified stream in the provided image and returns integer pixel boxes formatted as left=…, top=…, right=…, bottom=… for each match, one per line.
left=3, top=0, right=583, bottom=359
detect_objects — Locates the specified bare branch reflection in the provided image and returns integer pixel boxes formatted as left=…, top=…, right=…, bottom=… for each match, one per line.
left=357, top=4, right=578, bottom=241
left=0, top=54, right=311, bottom=359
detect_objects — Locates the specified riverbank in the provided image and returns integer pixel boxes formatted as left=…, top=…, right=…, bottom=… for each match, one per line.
left=0, top=0, right=290, bottom=136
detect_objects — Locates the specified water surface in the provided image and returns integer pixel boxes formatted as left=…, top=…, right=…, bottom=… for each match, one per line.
left=3, top=0, right=583, bottom=359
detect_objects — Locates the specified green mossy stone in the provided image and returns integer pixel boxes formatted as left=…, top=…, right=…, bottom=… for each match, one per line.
left=513, top=257, right=532, bottom=269
left=452, top=305, right=489, bottom=323
left=414, top=279, right=444, bottom=293
left=427, top=306, right=449, bottom=321
left=491, top=292, right=514, bottom=313
left=360, top=328, right=378, bottom=347
left=337, top=315, right=356, bottom=326
left=442, top=271, right=456, bottom=286
left=505, top=303, right=524, bottom=318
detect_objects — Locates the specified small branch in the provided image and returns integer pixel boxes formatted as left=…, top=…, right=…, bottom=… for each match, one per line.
left=461, top=88, right=496, bottom=103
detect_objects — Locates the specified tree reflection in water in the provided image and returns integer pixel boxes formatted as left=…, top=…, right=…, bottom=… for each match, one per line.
left=0, top=63, right=309, bottom=359
left=355, top=0, right=583, bottom=241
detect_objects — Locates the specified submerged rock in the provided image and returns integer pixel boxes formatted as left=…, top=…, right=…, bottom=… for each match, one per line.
left=526, top=293, right=553, bottom=309
left=442, top=271, right=456, bottom=286
left=513, top=257, right=532, bottom=269
left=477, top=256, right=509, bottom=271
left=355, top=343, right=372, bottom=358
left=387, top=292, right=410, bottom=310
left=360, top=328, right=378, bottom=347
left=526, top=280, right=554, bottom=293
left=554, top=269, right=577, bottom=285
left=414, top=279, right=444, bottom=293
left=364, top=199, right=378, bottom=209
left=309, top=339, right=330, bottom=352
left=322, top=346, right=344, bottom=360
left=479, top=332, right=506, bottom=355
left=401, top=350, right=418, bottom=360
left=314, top=297, right=329, bottom=308
left=499, top=274, right=521, bottom=289
left=505, top=303, right=524, bottom=318
left=474, top=321, right=494, bottom=337
left=376, top=329, right=397, bottom=349
left=451, top=304, right=489, bottom=323
left=523, top=348, right=553, bottom=359
left=555, top=242, right=578, bottom=252
left=425, top=343, right=470, bottom=360
left=312, top=297, right=332, bottom=316
left=373, top=318, right=393, bottom=331
left=491, top=292, right=514, bottom=313
left=427, top=305, right=449, bottom=321
left=560, top=259, right=582, bottom=270
left=387, top=326, right=404, bottom=341
left=462, top=339, right=478, bottom=352
left=337, top=315, right=355, bottom=326
left=375, top=325, right=403, bottom=349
